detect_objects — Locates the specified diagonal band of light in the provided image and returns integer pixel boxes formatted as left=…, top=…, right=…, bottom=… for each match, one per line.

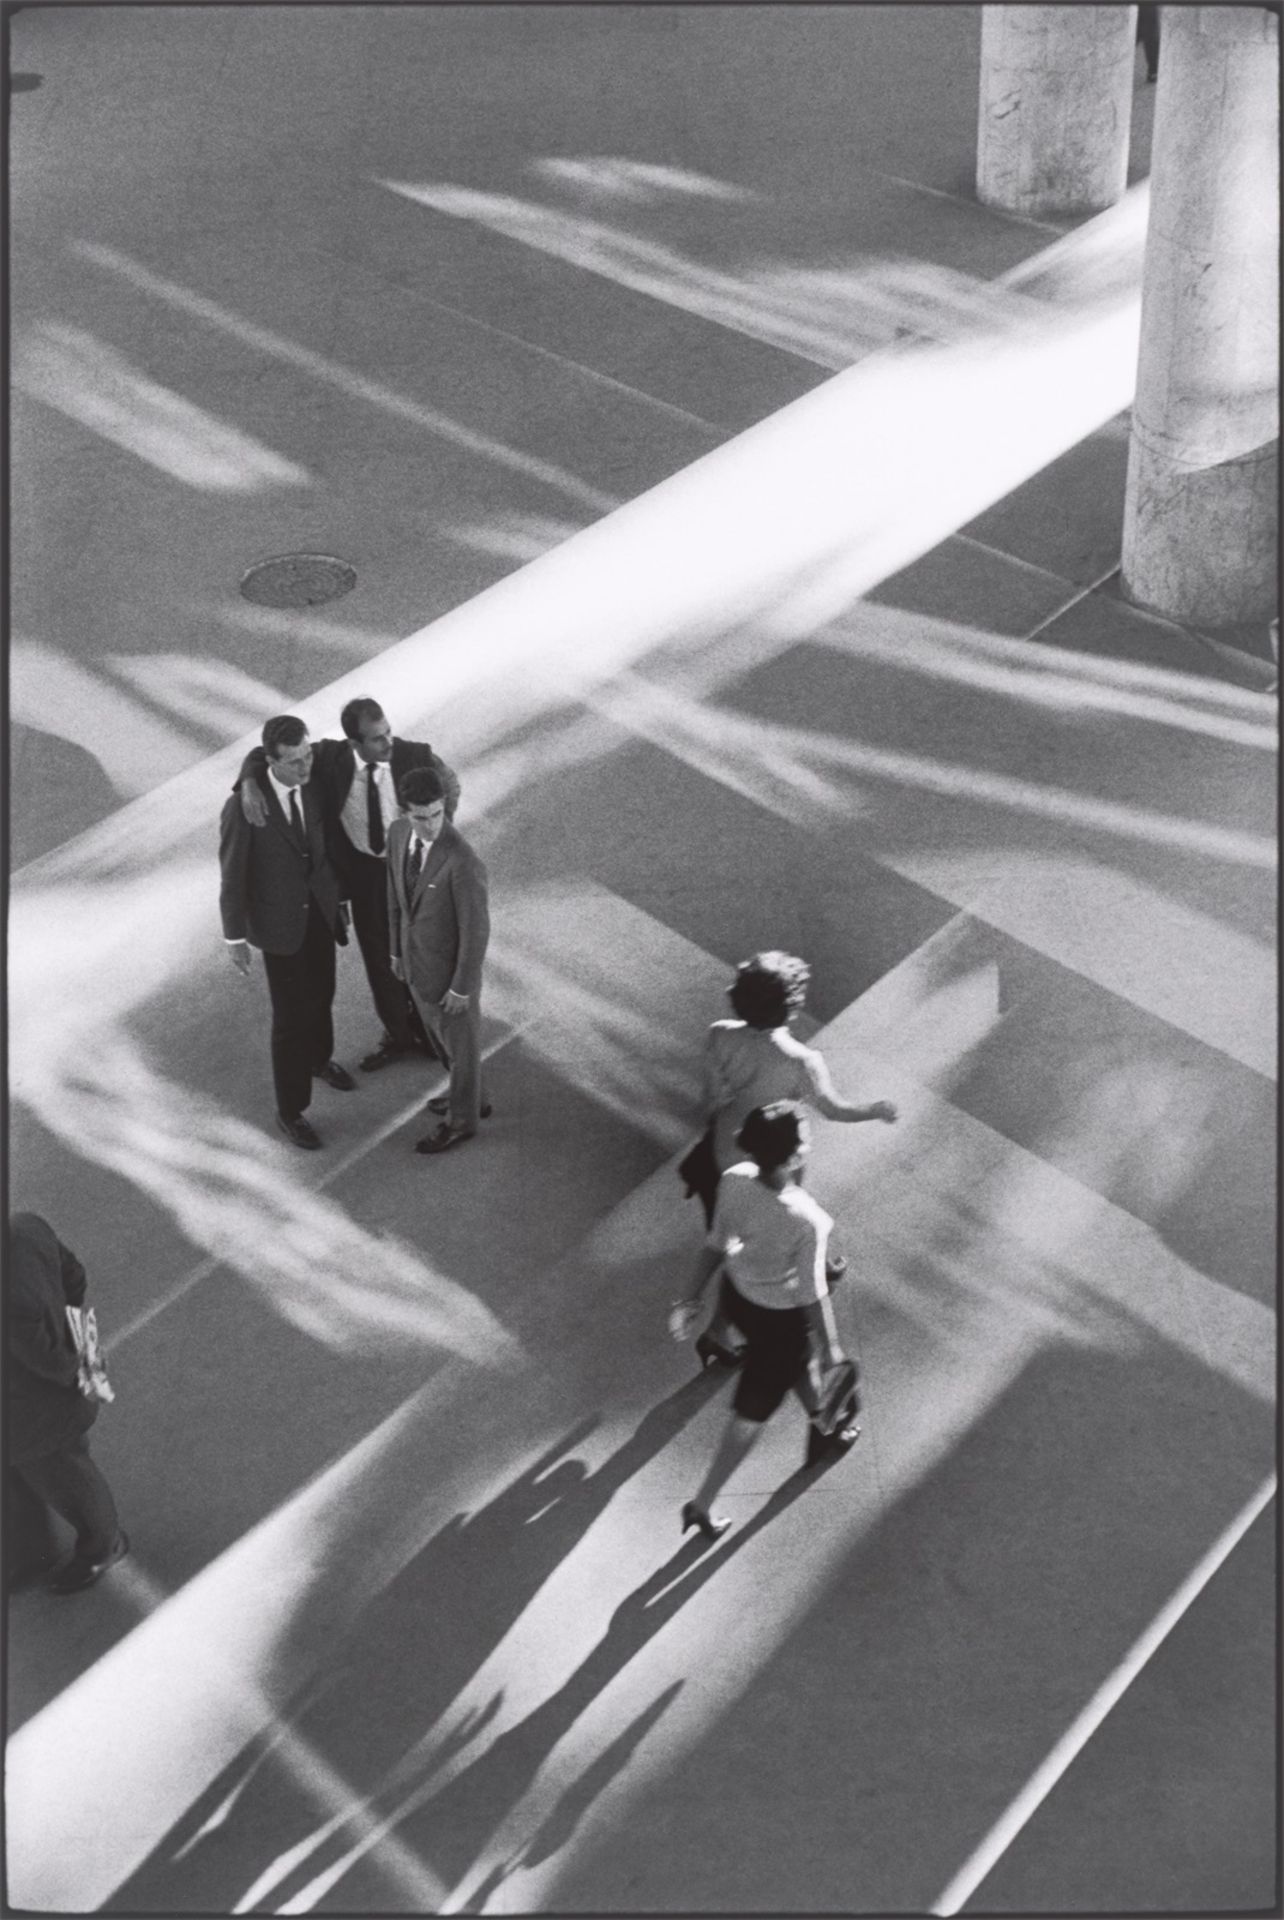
left=71, top=240, right=616, bottom=515
left=23, top=183, right=1149, bottom=902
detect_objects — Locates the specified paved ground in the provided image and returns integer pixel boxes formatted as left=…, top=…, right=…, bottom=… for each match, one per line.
left=7, top=6, right=1277, bottom=1915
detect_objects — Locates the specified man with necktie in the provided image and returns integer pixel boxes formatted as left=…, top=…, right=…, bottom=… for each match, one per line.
left=387, top=767, right=491, bottom=1154
left=219, top=715, right=355, bottom=1149
left=235, top=699, right=460, bottom=1073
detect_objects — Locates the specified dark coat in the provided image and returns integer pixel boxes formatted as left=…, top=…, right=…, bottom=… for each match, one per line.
left=7, top=1214, right=97, bottom=1465
left=236, top=737, right=461, bottom=894
left=218, top=774, right=343, bottom=954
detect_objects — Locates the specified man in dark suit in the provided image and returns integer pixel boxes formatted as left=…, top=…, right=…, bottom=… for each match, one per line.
left=236, top=699, right=460, bottom=1073
left=387, top=766, right=491, bottom=1154
left=220, top=714, right=355, bottom=1149
left=7, top=1214, right=128, bottom=1594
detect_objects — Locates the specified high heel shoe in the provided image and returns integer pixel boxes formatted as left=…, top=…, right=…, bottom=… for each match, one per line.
left=695, top=1332, right=743, bottom=1372
left=681, top=1500, right=732, bottom=1541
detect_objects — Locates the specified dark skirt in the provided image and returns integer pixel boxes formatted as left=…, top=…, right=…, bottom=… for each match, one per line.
left=723, top=1282, right=811, bottom=1423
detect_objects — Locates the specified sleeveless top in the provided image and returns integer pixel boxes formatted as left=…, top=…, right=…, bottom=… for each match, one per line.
left=704, top=1019, right=827, bottom=1171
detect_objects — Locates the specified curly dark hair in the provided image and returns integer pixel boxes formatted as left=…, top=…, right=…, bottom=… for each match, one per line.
left=737, top=1101, right=805, bottom=1172
left=727, top=951, right=810, bottom=1030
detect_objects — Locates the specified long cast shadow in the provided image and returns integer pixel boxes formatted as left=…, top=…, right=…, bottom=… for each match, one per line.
left=107, top=1371, right=727, bottom=1912
left=258, top=1452, right=829, bottom=1913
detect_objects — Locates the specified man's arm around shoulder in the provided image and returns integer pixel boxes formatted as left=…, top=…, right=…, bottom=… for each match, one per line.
left=401, top=738, right=462, bottom=820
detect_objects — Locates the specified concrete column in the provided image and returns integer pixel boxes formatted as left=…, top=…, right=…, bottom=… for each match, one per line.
left=977, top=7, right=1138, bottom=216
left=1122, top=6, right=1279, bottom=626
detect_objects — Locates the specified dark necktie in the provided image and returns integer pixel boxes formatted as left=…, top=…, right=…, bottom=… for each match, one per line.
left=288, top=787, right=311, bottom=871
left=366, top=762, right=385, bottom=856
left=407, top=837, right=424, bottom=887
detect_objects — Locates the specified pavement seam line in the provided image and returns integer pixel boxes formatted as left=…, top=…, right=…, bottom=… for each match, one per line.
left=870, top=167, right=1068, bottom=235
left=929, top=1474, right=1278, bottom=1916
left=304, top=233, right=728, bottom=439
left=1020, top=562, right=1125, bottom=642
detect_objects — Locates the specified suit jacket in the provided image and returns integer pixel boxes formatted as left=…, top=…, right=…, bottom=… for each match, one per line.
left=7, top=1214, right=97, bottom=1464
left=235, top=737, right=461, bottom=893
left=386, top=816, right=489, bottom=1003
left=219, top=774, right=343, bottom=953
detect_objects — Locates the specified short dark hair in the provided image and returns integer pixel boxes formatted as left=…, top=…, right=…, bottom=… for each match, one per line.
left=727, top=952, right=810, bottom=1030
left=340, top=697, right=385, bottom=740
left=737, top=1101, right=805, bottom=1172
left=262, top=715, right=309, bottom=758
left=398, top=766, right=445, bottom=808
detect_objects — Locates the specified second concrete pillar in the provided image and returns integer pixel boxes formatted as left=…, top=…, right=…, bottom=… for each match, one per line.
left=1121, top=5, right=1280, bottom=626
left=977, top=6, right=1139, bottom=217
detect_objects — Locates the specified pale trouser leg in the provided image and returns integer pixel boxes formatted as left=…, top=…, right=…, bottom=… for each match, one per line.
left=417, top=993, right=483, bottom=1133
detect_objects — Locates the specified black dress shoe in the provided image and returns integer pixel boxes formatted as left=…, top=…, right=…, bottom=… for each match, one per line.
left=360, top=1038, right=418, bottom=1072
left=415, top=1123, right=475, bottom=1155
left=277, top=1112, right=322, bottom=1150
left=315, top=1060, right=356, bottom=1091
left=426, top=1095, right=493, bottom=1119
left=49, top=1531, right=130, bottom=1594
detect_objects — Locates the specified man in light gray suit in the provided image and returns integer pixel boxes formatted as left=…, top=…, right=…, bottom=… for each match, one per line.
left=388, top=766, right=491, bottom=1154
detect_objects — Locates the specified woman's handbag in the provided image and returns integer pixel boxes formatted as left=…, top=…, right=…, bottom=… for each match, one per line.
left=677, top=1123, right=719, bottom=1210
left=65, top=1305, right=115, bottom=1404
left=800, top=1353, right=860, bottom=1436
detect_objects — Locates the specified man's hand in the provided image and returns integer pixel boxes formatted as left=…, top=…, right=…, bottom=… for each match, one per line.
left=227, top=942, right=253, bottom=976
left=668, top=1300, right=702, bottom=1343
left=391, top=957, right=405, bottom=982
left=441, top=989, right=469, bottom=1018
left=239, top=780, right=269, bottom=829
left=869, top=1100, right=898, bottom=1123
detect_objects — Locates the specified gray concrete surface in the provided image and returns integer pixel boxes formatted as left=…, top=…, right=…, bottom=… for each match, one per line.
left=8, top=6, right=1276, bottom=1914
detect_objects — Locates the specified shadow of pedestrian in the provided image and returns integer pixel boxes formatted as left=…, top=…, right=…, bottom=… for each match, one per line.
left=456, top=1679, right=686, bottom=1912
left=349, top=1456, right=828, bottom=1903
left=110, top=1372, right=722, bottom=1912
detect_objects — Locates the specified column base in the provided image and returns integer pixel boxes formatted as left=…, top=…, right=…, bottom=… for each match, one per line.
left=1122, top=440, right=1279, bottom=628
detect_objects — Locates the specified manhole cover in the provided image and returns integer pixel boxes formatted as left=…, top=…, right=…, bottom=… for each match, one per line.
left=239, top=554, right=357, bottom=609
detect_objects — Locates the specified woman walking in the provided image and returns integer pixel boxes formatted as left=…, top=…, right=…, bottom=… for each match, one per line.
left=671, top=1101, right=861, bottom=1540
left=681, top=951, right=895, bottom=1366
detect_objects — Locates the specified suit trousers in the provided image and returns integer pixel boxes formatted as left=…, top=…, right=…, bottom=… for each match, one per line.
left=347, top=849, right=424, bottom=1048
left=262, top=900, right=337, bottom=1119
left=12, top=1432, right=120, bottom=1562
left=415, top=991, right=484, bottom=1132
